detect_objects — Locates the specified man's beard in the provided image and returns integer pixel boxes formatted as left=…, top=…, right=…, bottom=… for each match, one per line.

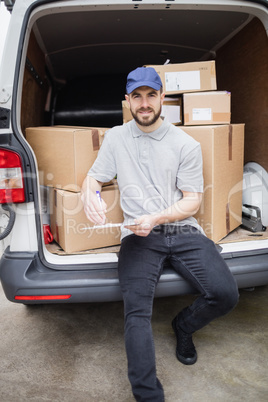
left=131, top=105, right=162, bottom=127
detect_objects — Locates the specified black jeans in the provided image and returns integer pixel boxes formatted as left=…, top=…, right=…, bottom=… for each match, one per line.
left=118, top=225, right=239, bottom=402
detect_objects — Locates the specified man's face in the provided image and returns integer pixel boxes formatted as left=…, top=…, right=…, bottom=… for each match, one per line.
left=125, top=86, right=165, bottom=127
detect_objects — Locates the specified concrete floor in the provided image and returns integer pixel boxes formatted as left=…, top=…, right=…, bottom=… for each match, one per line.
left=0, top=285, right=267, bottom=402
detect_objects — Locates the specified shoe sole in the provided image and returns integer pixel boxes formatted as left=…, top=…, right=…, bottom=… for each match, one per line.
left=172, top=319, right=197, bottom=365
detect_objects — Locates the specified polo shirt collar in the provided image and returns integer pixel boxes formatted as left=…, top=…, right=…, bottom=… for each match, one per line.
left=131, top=118, right=169, bottom=141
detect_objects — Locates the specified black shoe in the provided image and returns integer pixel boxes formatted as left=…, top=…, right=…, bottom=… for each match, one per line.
left=172, top=317, right=197, bottom=365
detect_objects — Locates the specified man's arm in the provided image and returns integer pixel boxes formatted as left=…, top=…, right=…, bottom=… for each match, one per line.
left=81, top=175, right=107, bottom=225
left=125, top=190, right=202, bottom=237
left=155, top=190, right=202, bottom=224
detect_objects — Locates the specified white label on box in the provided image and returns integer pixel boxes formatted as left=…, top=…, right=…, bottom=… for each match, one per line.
left=192, top=108, right=212, bottom=121
left=161, top=105, right=181, bottom=124
left=165, top=71, right=201, bottom=91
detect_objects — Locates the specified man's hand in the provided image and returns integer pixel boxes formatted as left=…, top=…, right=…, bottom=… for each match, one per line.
left=124, top=214, right=158, bottom=237
left=81, top=176, right=107, bottom=225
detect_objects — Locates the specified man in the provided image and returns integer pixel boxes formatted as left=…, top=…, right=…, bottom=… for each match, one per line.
left=81, top=67, right=239, bottom=402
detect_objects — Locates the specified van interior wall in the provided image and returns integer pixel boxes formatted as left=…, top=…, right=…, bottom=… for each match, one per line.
left=21, top=32, right=48, bottom=135
left=53, top=75, right=126, bottom=128
left=21, top=16, right=268, bottom=173
left=216, top=17, right=268, bottom=172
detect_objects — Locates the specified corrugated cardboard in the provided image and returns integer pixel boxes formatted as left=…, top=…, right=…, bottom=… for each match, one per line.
left=26, top=126, right=107, bottom=192
left=50, top=184, right=124, bottom=253
left=122, top=100, right=133, bottom=124
left=145, top=61, right=217, bottom=95
left=161, top=97, right=182, bottom=125
left=182, top=124, right=244, bottom=242
left=122, top=97, right=182, bottom=125
left=183, top=91, right=231, bottom=125
left=54, top=125, right=109, bottom=147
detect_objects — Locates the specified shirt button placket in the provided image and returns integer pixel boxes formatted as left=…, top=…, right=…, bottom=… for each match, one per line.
left=141, top=139, right=148, bottom=163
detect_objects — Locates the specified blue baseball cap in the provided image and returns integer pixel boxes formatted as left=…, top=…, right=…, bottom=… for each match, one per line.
left=126, top=67, right=163, bottom=94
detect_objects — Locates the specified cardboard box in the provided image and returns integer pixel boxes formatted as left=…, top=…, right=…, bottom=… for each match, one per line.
left=26, top=126, right=108, bottom=192
left=183, top=91, right=231, bottom=125
left=50, top=184, right=124, bottom=253
left=145, top=61, right=217, bottom=95
left=54, top=125, right=109, bottom=147
left=122, top=97, right=182, bottom=125
left=182, top=124, right=244, bottom=242
left=122, top=100, right=133, bottom=124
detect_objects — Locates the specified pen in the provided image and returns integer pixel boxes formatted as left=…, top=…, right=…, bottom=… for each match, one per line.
left=96, top=191, right=102, bottom=209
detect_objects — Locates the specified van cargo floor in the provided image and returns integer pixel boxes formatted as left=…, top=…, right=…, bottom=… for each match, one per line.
left=219, top=226, right=268, bottom=244
left=46, top=227, right=268, bottom=256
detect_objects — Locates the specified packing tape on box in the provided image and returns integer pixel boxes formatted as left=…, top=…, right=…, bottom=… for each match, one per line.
left=228, top=125, right=233, bottom=161
left=184, top=114, right=189, bottom=124
left=92, top=129, right=100, bottom=151
left=184, top=112, right=230, bottom=124
left=226, top=202, right=230, bottom=234
left=213, top=112, right=231, bottom=123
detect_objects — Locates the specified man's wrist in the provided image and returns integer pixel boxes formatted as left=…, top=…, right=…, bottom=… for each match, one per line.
left=152, top=212, right=170, bottom=226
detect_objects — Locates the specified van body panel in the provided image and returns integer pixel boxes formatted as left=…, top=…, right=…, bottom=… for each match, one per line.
left=1, top=247, right=268, bottom=304
left=9, top=203, right=38, bottom=252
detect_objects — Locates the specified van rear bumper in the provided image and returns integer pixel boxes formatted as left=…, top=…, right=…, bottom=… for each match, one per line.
left=0, top=247, right=268, bottom=304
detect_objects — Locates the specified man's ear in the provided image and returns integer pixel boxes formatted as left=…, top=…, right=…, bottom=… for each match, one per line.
left=160, top=92, right=165, bottom=104
left=125, top=94, right=130, bottom=105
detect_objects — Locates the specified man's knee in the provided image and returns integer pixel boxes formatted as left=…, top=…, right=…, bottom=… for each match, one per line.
left=210, top=283, right=239, bottom=315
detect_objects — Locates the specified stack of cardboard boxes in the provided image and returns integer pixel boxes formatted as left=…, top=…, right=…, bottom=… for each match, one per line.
left=26, top=126, right=123, bottom=253
left=122, top=61, right=245, bottom=242
left=26, top=60, right=245, bottom=252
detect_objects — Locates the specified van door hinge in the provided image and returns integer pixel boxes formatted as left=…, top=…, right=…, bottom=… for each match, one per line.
left=26, top=57, right=44, bottom=87
left=0, top=107, right=10, bottom=129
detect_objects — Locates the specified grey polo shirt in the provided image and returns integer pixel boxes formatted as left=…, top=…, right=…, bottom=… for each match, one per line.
left=88, top=118, right=204, bottom=239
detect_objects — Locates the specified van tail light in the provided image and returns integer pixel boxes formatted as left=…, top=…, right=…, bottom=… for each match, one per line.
left=0, top=148, right=25, bottom=203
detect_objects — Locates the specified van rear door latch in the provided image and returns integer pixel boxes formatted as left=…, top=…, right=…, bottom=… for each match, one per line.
left=0, top=107, right=10, bottom=129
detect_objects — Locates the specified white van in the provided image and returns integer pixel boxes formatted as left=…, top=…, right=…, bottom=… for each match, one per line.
left=0, top=0, right=268, bottom=304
